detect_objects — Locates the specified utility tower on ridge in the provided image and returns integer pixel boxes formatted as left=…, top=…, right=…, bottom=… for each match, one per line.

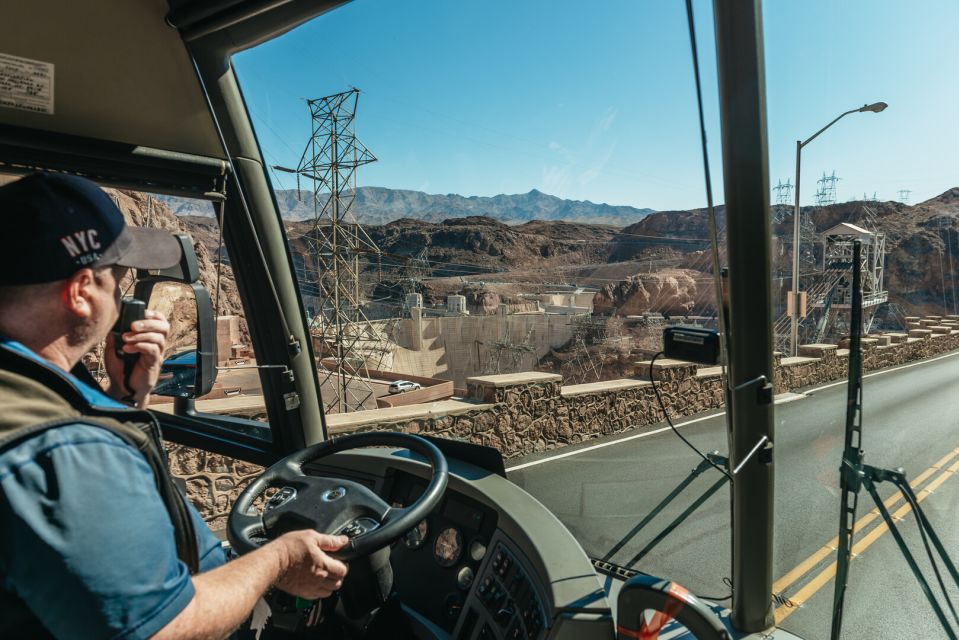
left=897, top=189, right=912, bottom=204
left=278, top=88, right=393, bottom=414
left=815, top=171, right=840, bottom=206
left=773, top=179, right=793, bottom=205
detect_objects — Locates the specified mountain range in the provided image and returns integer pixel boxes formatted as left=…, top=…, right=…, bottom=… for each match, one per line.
left=158, top=186, right=654, bottom=226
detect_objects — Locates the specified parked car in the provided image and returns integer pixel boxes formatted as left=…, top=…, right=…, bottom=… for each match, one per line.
left=388, top=380, right=422, bottom=394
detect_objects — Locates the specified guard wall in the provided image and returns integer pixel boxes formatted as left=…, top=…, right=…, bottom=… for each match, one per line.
left=167, top=318, right=959, bottom=525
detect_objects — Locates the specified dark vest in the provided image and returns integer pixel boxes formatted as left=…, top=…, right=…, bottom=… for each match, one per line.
left=0, top=342, right=199, bottom=636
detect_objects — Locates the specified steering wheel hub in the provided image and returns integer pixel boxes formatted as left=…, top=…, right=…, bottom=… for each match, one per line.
left=228, top=432, right=449, bottom=561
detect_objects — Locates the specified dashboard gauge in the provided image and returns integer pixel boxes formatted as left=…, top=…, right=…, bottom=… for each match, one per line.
left=433, top=527, right=464, bottom=567
left=468, top=539, right=487, bottom=562
left=457, top=565, right=475, bottom=590
left=402, top=519, right=429, bottom=550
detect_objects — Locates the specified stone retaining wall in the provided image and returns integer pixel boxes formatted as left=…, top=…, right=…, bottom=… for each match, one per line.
left=165, top=443, right=263, bottom=530
left=167, top=318, right=959, bottom=521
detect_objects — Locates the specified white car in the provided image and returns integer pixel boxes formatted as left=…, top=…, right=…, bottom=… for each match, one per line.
left=388, top=380, right=422, bottom=394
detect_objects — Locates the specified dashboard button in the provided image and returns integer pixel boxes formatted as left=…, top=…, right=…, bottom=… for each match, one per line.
left=478, top=576, right=493, bottom=599
left=497, top=555, right=512, bottom=578
left=265, top=487, right=296, bottom=511
left=495, top=603, right=515, bottom=627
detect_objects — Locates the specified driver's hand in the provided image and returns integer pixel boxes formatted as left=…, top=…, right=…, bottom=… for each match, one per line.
left=272, top=530, right=349, bottom=599
left=104, top=308, right=170, bottom=408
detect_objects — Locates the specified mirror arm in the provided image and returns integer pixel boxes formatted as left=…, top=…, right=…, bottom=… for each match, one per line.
left=174, top=397, right=197, bottom=416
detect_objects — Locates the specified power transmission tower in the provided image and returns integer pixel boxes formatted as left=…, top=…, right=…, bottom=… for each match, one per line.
left=402, top=247, right=432, bottom=291
left=280, top=88, right=393, bottom=414
left=815, top=171, right=840, bottom=206
left=773, top=179, right=793, bottom=205
left=483, top=326, right=536, bottom=375
left=560, top=316, right=615, bottom=383
left=897, top=189, right=911, bottom=204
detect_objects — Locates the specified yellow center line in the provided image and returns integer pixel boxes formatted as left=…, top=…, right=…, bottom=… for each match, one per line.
left=773, top=447, right=959, bottom=595
left=775, top=457, right=959, bottom=624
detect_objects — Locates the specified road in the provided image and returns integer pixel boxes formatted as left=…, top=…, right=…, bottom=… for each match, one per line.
left=507, top=350, right=959, bottom=640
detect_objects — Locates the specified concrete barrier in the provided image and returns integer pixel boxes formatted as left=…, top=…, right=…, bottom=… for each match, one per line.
left=168, top=314, right=959, bottom=524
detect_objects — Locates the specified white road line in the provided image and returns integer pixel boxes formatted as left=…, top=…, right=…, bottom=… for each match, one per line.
left=505, top=348, right=959, bottom=473
left=808, top=347, right=959, bottom=392
left=773, top=392, right=808, bottom=405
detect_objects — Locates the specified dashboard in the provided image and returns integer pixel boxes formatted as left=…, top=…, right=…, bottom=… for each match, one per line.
left=386, top=469, right=499, bottom=633
left=305, top=448, right=614, bottom=640
left=386, top=470, right=548, bottom=640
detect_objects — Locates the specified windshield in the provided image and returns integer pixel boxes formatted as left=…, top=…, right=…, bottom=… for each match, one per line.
left=226, top=1, right=959, bottom=637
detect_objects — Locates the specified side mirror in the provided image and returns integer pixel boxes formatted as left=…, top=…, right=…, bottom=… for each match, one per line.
left=133, top=234, right=217, bottom=401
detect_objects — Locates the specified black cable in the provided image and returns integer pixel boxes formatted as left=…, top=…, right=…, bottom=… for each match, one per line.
left=684, top=0, right=733, bottom=417
left=696, top=577, right=796, bottom=607
left=648, top=352, right=732, bottom=480
left=902, top=487, right=959, bottom=628
left=693, top=576, right=732, bottom=602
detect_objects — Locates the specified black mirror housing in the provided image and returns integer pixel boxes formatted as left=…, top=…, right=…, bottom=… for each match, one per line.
left=133, top=233, right=217, bottom=401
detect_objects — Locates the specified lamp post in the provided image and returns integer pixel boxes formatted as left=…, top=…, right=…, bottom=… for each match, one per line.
left=789, top=101, right=887, bottom=356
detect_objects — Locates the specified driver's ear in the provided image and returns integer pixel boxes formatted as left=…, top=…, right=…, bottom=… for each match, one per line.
left=62, top=268, right=95, bottom=319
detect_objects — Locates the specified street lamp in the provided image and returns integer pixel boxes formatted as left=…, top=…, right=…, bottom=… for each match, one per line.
left=789, top=102, right=888, bottom=356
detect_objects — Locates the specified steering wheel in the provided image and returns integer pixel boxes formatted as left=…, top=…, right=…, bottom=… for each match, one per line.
left=617, top=574, right=730, bottom=640
left=228, top=432, right=449, bottom=561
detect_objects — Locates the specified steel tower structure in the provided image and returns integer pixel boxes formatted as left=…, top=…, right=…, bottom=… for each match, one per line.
left=284, top=88, right=392, bottom=413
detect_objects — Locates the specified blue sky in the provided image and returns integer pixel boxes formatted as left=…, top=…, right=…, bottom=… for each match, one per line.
left=234, top=0, right=959, bottom=212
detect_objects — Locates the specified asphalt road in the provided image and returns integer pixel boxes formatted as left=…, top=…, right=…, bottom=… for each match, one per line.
left=507, top=350, right=959, bottom=640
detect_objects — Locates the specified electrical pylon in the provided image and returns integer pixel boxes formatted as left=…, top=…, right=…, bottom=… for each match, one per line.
left=280, top=89, right=393, bottom=413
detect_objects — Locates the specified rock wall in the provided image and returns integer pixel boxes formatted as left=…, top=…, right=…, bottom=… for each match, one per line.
left=593, top=269, right=702, bottom=317
left=165, top=443, right=264, bottom=530
left=168, top=318, right=959, bottom=522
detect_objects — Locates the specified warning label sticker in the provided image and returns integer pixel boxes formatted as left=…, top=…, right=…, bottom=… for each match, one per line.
left=0, top=53, right=54, bottom=115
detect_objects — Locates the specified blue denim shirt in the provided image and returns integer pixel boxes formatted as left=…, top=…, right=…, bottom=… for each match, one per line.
left=0, top=338, right=226, bottom=639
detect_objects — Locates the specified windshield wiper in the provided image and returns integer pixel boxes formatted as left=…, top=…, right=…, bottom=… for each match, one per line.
left=831, top=240, right=959, bottom=640
left=599, top=452, right=729, bottom=569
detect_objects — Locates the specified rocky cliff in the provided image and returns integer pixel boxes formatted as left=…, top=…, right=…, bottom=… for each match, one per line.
left=171, top=186, right=959, bottom=323
left=592, top=269, right=704, bottom=317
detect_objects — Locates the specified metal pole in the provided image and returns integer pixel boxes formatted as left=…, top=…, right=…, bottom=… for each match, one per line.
left=713, top=0, right=776, bottom=632
left=787, top=105, right=882, bottom=355
left=791, top=139, right=802, bottom=356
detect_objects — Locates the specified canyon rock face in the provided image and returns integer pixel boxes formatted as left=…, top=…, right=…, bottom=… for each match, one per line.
left=175, top=187, right=959, bottom=322
left=593, top=269, right=701, bottom=317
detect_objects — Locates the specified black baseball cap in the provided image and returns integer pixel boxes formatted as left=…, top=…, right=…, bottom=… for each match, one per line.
left=0, top=173, right=182, bottom=285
